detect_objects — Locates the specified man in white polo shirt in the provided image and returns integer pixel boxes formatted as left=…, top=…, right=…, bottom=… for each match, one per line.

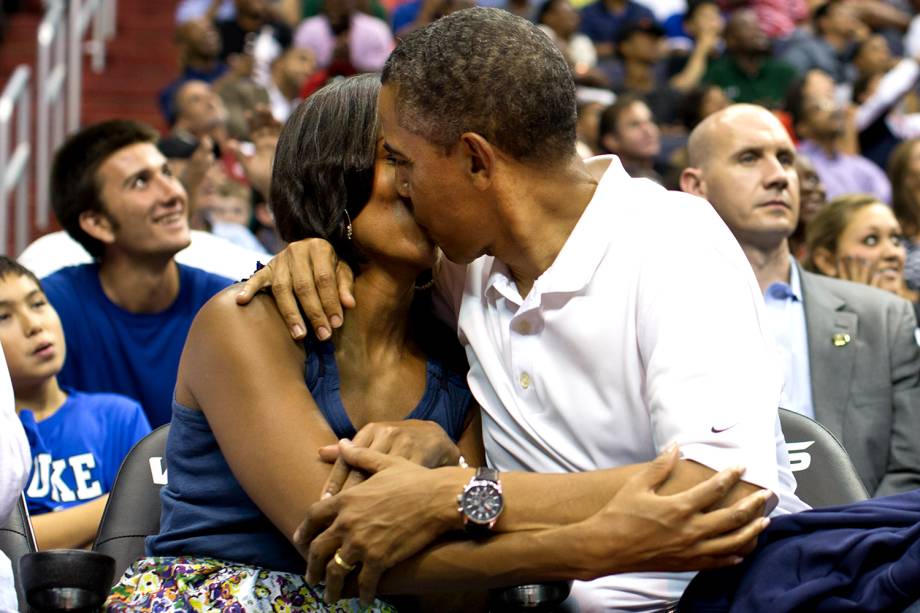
left=240, top=8, right=806, bottom=610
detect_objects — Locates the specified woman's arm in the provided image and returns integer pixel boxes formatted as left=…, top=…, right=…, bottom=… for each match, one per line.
left=176, top=287, right=341, bottom=543
left=178, top=286, right=482, bottom=547
left=855, top=58, right=920, bottom=130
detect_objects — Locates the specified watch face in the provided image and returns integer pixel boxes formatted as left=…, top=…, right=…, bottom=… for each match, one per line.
left=462, top=484, right=503, bottom=524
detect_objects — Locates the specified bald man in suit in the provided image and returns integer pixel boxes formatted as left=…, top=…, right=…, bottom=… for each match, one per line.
left=681, top=104, right=920, bottom=497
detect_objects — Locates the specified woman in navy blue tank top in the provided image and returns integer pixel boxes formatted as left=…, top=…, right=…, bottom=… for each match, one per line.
left=107, top=74, right=485, bottom=612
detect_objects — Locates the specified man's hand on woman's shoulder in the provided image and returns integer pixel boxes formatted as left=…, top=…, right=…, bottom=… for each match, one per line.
left=236, top=239, right=355, bottom=340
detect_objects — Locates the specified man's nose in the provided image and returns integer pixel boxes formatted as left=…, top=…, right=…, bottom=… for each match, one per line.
left=763, top=158, right=789, bottom=189
left=19, top=310, right=42, bottom=337
left=156, top=172, right=187, bottom=204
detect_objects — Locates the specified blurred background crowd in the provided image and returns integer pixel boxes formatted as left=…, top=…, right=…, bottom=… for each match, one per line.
left=8, top=0, right=920, bottom=290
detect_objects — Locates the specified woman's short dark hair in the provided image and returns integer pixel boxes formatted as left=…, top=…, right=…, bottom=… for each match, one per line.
left=270, top=74, right=380, bottom=275
left=50, top=120, right=160, bottom=260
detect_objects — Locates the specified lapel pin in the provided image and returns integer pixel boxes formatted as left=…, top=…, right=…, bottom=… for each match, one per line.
left=832, top=333, right=851, bottom=347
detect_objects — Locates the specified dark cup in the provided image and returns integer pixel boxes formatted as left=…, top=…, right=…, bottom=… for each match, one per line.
left=19, top=550, right=116, bottom=612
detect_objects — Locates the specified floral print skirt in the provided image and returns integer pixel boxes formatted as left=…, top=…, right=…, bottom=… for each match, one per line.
left=104, top=556, right=399, bottom=612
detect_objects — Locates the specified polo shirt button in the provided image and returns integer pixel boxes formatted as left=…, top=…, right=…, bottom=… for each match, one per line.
left=519, top=372, right=531, bottom=389
left=517, top=320, right=531, bottom=334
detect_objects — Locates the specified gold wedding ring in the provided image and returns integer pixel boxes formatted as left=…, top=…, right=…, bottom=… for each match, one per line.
left=334, top=550, right=356, bottom=572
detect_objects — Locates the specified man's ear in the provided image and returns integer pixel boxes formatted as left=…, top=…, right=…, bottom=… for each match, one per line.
left=679, top=167, right=706, bottom=197
left=78, top=210, right=117, bottom=245
left=460, top=132, right=495, bottom=190
left=811, top=246, right=838, bottom=278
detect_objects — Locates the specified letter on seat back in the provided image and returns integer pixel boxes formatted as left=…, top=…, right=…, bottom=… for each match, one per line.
left=149, top=457, right=167, bottom=485
left=786, top=440, right=815, bottom=472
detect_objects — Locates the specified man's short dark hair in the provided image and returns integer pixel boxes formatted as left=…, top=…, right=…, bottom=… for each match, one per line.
left=381, top=7, right=577, bottom=165
left=0, top=256, right=42, bottom=291
left=50, top=119, right=160, bottom=260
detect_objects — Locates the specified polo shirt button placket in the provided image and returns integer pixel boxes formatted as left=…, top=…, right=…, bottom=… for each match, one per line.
left=510, top=314, right=536, bottom=397
left=519, top=372, right=531, bottom=390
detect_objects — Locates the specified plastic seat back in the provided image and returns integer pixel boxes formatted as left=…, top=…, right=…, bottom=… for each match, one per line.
left=92, top=424, right=169, bottom=583
left=779, top=408, right=868, bottom=508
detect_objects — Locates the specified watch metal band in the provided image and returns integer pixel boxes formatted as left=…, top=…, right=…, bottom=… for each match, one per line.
left=476, top=466, right=499, bottom=483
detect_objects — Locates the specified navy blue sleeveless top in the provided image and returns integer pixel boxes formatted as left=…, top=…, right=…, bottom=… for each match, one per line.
left=147, top=341, right=472, bottom=573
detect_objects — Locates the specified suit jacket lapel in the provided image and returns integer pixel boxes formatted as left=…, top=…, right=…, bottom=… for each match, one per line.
left=800, top=268, right=857, bottom=439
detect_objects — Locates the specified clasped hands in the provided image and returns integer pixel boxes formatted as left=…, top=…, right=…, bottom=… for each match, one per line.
left=295, top=419, right=468, bottom=605
left=294, top=439, right=771, bottom=608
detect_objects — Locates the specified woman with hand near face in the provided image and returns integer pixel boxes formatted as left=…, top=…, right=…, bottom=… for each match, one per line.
left=804, top=194, right=920, bottom=321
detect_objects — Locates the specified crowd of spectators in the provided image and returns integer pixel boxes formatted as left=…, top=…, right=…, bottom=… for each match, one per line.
left=3, top=0, right=920, bottom=609
left=142, top=0, right=920, bottom=277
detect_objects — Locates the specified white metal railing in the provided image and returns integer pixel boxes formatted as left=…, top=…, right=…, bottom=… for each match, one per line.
left=0, top=66, right=32, bottom=256
left=0, top=0, right=117, bottom=254
left=67, top=0, right=114, bottom=133
left=36, top=0, right=67, bottom=230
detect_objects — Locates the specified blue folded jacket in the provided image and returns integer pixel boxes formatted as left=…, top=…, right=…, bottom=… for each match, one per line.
left=679, top=489, right=920, bottom=613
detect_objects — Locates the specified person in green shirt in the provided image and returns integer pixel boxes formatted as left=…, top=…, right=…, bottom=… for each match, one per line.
left=703, top=8, right=796, bottom=108
left=300, top=0, right=388, bottom=23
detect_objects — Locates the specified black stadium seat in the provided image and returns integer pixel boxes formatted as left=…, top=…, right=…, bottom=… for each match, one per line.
left=778, top=408, right=869, bottom=508
left=0, top=494, right=36, bottom=609
left=92, top=424, right=169, bottom=584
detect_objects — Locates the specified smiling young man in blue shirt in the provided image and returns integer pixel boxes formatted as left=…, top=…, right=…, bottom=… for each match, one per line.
left=41, top=120, right=233, bottom=428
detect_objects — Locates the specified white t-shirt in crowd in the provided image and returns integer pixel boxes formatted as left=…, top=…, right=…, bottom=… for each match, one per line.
left=0, top=346, right=31, bottom=613
left=435, top=156, right=807, bottom=611
left=17, top=230, right=269, bottom=280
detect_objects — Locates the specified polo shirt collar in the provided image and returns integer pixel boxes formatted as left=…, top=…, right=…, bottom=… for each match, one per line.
left=483, top=154, right=628, bottom=303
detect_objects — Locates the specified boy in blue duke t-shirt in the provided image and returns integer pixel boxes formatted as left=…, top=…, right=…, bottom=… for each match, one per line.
left=0, top=257, right=150, bottom=549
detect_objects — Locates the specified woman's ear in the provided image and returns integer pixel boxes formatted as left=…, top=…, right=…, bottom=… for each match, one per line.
left=811, top=246, right=838, bottom=277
